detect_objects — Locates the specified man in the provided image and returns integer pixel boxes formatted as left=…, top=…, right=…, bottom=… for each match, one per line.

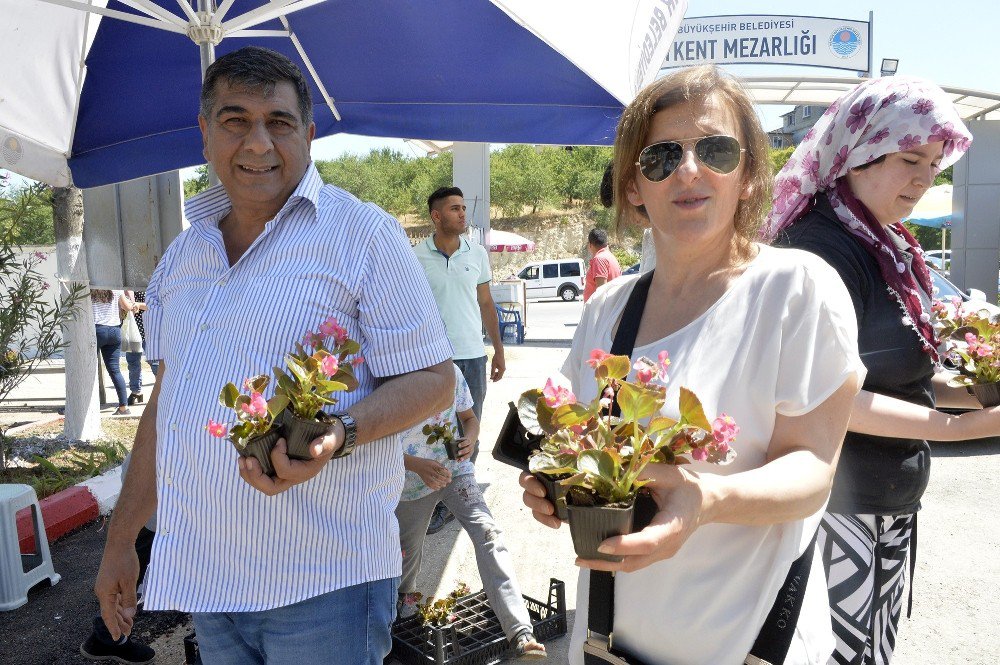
left=583, top=228, right=622, bottom=301
left=94, top=47, right=453, bottom=665
left=413, top=187, right=505, bottom=534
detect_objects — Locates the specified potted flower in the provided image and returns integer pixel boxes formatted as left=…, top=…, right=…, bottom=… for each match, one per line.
left=942, top=310, right=1000, bottom=407
left=206, top=374, right=289, bottom=476
left=274, top=317, right=363, bottom=460
left=522, top=350, right=738, bottom=562
left=422, top=416, right=462, bottom=461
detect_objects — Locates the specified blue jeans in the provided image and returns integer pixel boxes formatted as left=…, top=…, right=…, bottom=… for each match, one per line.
left=192, top=578, right=398, bottom=665
left=95, top=324, right=127, bottom=407
left=126, top=341, right=159, bottom=394
left=454, top=356, right=487, bottom=462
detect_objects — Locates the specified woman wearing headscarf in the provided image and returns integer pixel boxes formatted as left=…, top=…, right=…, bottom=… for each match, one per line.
left=764, top=76, right=998, bottom=664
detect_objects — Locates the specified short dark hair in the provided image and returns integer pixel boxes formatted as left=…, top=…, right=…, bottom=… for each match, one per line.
left=427, top=186, right=464, bottom=214
left=588, top=228, right=609, bottom=247
left=200, top=46, right=313, bottom=126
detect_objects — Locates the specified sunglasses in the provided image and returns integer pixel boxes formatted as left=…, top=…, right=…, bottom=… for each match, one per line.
left=635, top=135, right=745, bottom=182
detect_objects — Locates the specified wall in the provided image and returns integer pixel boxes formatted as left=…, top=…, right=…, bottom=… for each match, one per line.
left=950, top=119, right=1000, bottom=301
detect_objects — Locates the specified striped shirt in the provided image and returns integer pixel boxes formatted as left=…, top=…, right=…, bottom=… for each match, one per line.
left=91, top=290, right=123, bottom=326
left=142, top=164, right=452, bottom=612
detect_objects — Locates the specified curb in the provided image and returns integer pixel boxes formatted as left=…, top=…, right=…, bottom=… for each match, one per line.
left=16, top=465, right=122, bottom=551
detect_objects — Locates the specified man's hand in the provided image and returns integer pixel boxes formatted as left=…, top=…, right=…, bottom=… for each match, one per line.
left=411, top=457, right=452, bottom=490
left=94, top=541, right=140, bottom=641
left=490, top=349, right=505, bottom=382
left=238, top=423, right=344, bottom=495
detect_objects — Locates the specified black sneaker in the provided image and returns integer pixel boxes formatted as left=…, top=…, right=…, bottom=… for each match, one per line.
left=426, top=503, right=455, bottom=535
left=80, top=633, right=156, bottom=664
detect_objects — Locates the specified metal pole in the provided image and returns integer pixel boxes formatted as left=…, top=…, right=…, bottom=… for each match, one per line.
left=198, top=0, right=220, bottom=187
left=866, top=11, right=874, bottom=78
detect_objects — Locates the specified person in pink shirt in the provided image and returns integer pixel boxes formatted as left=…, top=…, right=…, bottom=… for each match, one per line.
left=583, top=228, right=622, bottom=301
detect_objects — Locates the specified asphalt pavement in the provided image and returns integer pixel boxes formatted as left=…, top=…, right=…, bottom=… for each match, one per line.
left=2, top=296, right=999, bottom=663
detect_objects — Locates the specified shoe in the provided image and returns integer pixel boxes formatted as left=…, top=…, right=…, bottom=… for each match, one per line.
left=80, top=633, right=156, bottom=664
left=510, top=630, right=547, bottom=660
left=426, top=503, right=455, bottom=535
left=114, top=406, right=131, bottom=416
left=128, top=393, right=144, bottom=405
left=396, top=592, right=422, bottom=620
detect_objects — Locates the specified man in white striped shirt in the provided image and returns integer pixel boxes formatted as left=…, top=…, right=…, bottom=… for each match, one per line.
left=94, top=47, right=454, bottom=664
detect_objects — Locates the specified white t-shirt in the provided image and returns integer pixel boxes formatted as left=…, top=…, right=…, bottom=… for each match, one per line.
left=92, top=290, right=123, bottom=326
left=562, top=243, right=865, bottom=665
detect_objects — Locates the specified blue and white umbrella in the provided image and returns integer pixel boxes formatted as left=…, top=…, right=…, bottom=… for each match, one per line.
left=0, top=0, right=687, bottom=188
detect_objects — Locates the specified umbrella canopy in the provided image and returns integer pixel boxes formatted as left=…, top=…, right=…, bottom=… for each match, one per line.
left=905, top=184, right=953, bottom=228
left=487, top=229, right=535, bottom=253
left=0, top=0, right=687, bottom=188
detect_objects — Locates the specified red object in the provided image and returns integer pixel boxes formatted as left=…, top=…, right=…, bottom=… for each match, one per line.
left=16, top=485, right=98, bottom=552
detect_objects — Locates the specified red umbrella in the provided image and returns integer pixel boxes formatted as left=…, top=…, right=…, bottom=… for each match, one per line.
left=487, top=230, right=536, bottom=253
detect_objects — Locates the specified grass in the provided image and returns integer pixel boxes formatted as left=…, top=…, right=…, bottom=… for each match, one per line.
left=0, top=418, right=138, bottom=499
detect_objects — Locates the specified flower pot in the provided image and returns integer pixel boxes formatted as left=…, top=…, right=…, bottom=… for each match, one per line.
left=969, top=381, right=1000, bottom=408
left=567, top=499, right=635, bottom=563
left=534, top=473, right=570, bottom=521
left=443, top=437, right=462, bottom=461
left=284, top=411, right=333, bottom=461
left=235, top=429, right=281, bottom=477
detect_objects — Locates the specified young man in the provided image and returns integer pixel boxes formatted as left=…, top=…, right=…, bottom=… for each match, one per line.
left=94, top=47, right=454, bottom=665
left=583, top=228, right=622, bottom=302
left=413, top=187, right=505, bottom=534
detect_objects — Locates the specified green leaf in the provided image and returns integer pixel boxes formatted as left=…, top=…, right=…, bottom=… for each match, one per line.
left=267, top=395, right=289, bottom=418
left=220, top=383, right=239, bottom=408
left=646, top=416, right=679, bottom=435
left=551, top=402, right=592, bottom=428
left=678, top=387, right=712, bottom=431
left=596, top=354, right=630, bottom=381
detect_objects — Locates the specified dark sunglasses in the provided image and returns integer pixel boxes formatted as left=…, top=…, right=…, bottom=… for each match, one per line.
left=635, top=135, right=745, bottom=182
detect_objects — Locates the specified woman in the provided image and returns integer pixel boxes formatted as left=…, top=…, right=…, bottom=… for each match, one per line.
left=520, top=66, right=865, bottom=664
left=123, top=290, right=157, bottom=405
left=91, top=288, right=131, bottom=416
left=764, top=77, right=992, bottom=664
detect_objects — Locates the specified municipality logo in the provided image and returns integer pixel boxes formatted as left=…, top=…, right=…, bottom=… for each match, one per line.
left=829, top=27, right=862, bottom=59
left=2, top=136, right=23, bottom=165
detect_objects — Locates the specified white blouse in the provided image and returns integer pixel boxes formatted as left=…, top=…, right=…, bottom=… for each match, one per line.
left=562, top=243, right=866, bottom=665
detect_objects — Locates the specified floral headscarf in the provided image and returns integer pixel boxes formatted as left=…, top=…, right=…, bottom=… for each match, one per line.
left=762, top=76, right=972, bottom=362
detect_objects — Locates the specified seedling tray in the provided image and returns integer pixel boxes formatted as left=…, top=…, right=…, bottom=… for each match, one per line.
left=390, top=578, right=566, bottom=665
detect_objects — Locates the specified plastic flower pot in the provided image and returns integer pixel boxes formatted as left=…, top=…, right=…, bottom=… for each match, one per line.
left=969, top=381, right=1000, bottom=408
left=534, top=473, right=571, bottom=521
left=236, top=428, right=281, bottom=477
left=444, top=437, right=462, bottom=461
left=284, top=411, right=333, bottom=461
left=567, top=498, right=635, bottom=563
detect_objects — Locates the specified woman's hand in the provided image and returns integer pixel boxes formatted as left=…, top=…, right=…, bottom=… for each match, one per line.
left=411, top=457, right=452, bottom=491
left=576, top=464, right=706, bottom=574
left=519, top=472, right=563, bottom=530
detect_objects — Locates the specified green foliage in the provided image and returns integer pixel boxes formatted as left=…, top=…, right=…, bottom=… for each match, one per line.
left=902, top=222, right=945, bottom=254
left=183, top=165, right=211, bottom=200
left=316, top=150, right=453, bottom=217
left=609, top=246, right=639, bottom=270
left=24, top=440, right=128, bottom=499
left=935, top=165, right=953, bottom=186
left=490, top=144, right=558, bottom=217
left=769, top=146, right=795, bottom=174
left=0, top=177, right=54, bottom=245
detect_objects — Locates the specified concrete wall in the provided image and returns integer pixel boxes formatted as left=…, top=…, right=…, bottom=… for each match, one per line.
left=950, top=119, right=1000, bottom=301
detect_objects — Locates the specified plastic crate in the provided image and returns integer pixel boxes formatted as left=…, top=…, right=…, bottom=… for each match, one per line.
left=390, top=578, right=566, bottom=665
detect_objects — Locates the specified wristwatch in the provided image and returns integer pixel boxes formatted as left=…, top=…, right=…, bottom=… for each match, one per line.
left=330, top=412, right=357, bottom=458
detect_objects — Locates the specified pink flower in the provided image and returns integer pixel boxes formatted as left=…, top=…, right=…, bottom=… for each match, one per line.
left=845, top=97, right=875, bottom=134
left=32, top=251, right=48, bottom=261
left=712, top=414, right=740, bottom=445
left=691, top=447, right=708, bottom=461
left=302, top=331, right=323, bottom=348
left=657, top=350, right=670, bottom=380
left=41, top=282, right=49, bottom=290
left=542, top=377, right=576, bottom=408
left=897, top=134, right=921, bottom=151
left=241, top=392, right=268, bottom=418
left=321, top=354, right=339, bottom=376
left=320, top=317, right=350, bottom=346
left=205, top=419, right=228, bottom=438
left=633, top=358, right=656, bottom=384
left=586, top=348, right=611, bottom=369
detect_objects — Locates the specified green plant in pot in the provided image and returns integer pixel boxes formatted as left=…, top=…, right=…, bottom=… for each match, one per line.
left=941, top=310, right=1000, bottom=407
left=422, top=417, right=462, bottom=461
left=207, top=374, right=289, bottom=477
left=523, top=349, right=739, bottom=562
left=274, top=317, right=363, bottom=460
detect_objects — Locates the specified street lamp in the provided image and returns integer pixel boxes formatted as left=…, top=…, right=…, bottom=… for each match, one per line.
left=881, top=58, right=899, bottom=76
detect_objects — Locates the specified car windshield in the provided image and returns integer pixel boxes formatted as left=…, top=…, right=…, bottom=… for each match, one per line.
left=931, top=268, right=965, bottom=301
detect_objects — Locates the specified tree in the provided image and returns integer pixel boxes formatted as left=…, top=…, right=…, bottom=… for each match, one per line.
left=0, top=209, right=85, bottom=468
left=0, top=176, right=55, bottom=245
left=769, top=146, right=795, bottom=174
left=183, top=165, right=211, bottom=200
left=491, top=144, right=557, bottom=217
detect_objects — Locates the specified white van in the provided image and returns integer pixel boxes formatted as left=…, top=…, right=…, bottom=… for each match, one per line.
left=517, top=258, right=586, bottom=301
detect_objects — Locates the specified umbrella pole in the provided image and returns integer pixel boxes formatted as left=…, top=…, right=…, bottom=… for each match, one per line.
left=198, top=0, right=221, bottom=187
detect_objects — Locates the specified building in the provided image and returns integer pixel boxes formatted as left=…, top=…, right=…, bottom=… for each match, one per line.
left=767, top=105, right=829, bottom=149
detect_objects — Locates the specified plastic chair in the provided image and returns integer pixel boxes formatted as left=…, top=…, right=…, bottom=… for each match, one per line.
left=0, top=484, right=60, bottom=611
left=496, top=304, right=525, bottom=344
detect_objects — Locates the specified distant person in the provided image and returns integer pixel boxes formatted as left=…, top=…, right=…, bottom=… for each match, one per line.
left=122, top=290, right=158, bottom=406
left=395, top=364, right=546, bottom=658
left=413, top=186, right=506, bottom=535
left=90, top=288, right=132, bottom=416
left=583, top=228, right=621, bottom=301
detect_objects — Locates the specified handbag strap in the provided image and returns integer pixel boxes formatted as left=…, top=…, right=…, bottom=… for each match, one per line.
left=586, top=269, right=816, bottom=665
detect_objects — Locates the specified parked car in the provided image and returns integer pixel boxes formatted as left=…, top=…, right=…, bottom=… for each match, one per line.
left=924, top=249, right=951, bottom=271
left=930, top=267, right=1000, bottom=317
left=623, top=263, right=640, bottom=276
left=516, top=258, right=586, bottom=301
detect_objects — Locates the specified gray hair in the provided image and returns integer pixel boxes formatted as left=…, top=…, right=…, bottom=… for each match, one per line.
left=200, top=46, right=313, bottom=126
